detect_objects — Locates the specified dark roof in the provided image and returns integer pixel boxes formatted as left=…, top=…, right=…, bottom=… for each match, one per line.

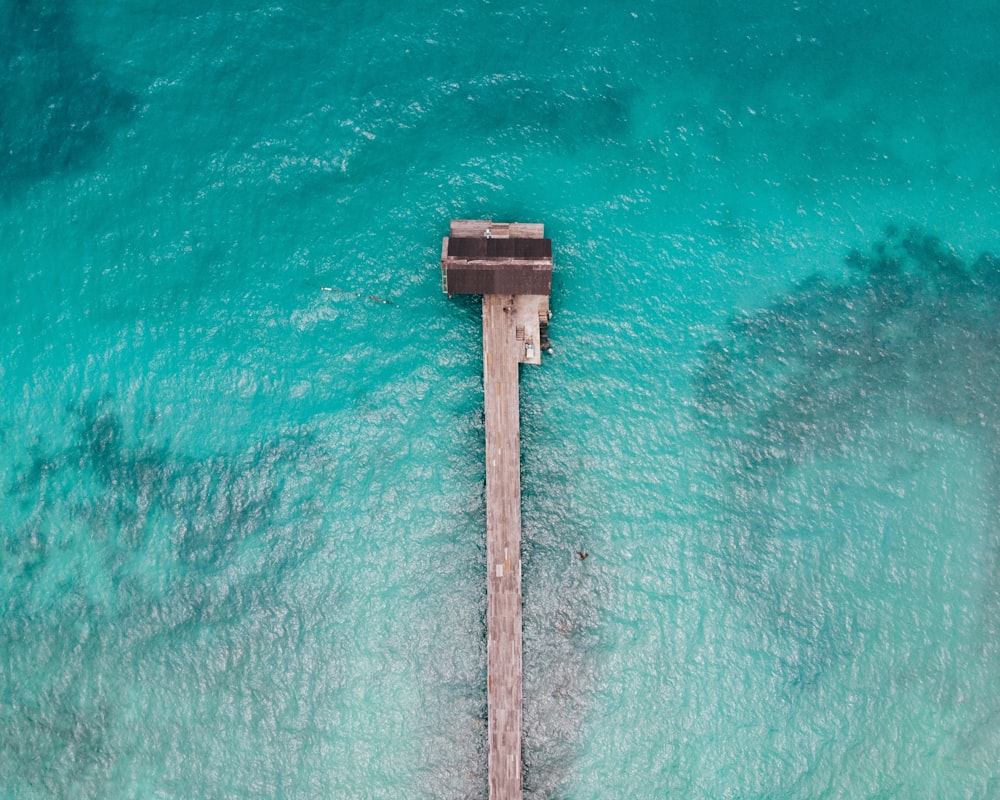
left=442, top=232, right=553, bottom=296
left=446, top=237, right=552, bottom=260
left=445, top=263, right=551, bottom=295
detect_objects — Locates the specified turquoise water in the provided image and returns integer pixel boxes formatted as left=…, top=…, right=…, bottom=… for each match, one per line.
left=2, top=0, right=999, bottom=796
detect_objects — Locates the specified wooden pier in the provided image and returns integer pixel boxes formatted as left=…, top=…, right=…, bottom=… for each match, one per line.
left=442, top=220, right=553, bottom=800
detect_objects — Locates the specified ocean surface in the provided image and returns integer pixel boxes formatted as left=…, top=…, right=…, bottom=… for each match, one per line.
left=2, top=1, right=999, bottom=797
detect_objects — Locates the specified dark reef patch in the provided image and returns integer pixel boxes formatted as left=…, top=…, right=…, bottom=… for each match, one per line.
left=696, top=226, right=1000, bottom=481
left=0, top=680, right=113, bottom=796
left=693, top=225, right=1000, bottom=690
left=0, top=0, right=135, bottom=197
left=1, top=394, right=332, bottom=791
left=5, top=395, right=325, bottom=616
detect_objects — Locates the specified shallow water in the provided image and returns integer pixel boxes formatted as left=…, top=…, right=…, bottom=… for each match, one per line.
left=2, top=1, right=999, bottom=797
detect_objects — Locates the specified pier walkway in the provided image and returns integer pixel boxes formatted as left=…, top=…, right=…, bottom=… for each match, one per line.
left=483, top=292, right=523, bottom=798
left=442, top=220, right=553, bottom=800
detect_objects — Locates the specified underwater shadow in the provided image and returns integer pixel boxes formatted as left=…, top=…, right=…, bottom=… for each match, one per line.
left=518, top=396, right=602, bottom=799
left=0, top=0, right=135, bottom=199
left=692, top=225, right=1000, bottom=689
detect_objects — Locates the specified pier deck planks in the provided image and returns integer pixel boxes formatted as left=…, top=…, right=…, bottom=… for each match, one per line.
left=483, top=293, right=524, bottom=800
left=444, top=220, right=551, bottom=799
